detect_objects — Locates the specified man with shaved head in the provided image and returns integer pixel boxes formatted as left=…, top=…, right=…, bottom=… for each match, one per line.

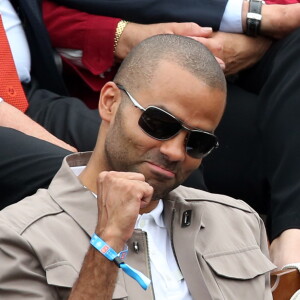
left=0, top=35, right=275, bottom=300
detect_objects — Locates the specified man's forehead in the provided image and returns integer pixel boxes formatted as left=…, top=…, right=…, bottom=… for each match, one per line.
left=135, top=88, right=224, bottom=132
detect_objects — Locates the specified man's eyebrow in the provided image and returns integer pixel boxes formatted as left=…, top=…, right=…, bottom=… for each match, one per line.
left=154, top=104, right=205, bottom=131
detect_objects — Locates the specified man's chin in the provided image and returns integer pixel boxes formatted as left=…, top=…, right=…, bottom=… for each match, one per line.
left=149, top=180, right=180, bottom=201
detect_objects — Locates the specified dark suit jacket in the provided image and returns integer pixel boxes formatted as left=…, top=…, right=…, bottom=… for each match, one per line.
left=51, top=0, right=228, bottom=31
left=11, top=0, right=68, bottom=95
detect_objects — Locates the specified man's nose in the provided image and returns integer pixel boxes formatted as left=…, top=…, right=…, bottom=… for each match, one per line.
left=159, top=131, right=187, bottom=162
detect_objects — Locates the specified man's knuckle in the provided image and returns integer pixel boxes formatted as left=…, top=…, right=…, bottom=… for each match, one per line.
left=98, top=171, right=108, bottom=183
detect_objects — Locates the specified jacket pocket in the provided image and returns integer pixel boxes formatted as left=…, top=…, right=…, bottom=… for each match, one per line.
left=203, top=246, right=276, bottom=300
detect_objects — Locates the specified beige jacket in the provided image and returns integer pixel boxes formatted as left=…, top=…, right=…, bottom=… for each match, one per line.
left=0, top=152, right=275, bottom=300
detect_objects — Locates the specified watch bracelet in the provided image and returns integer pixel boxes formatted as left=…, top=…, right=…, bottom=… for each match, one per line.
left=246, top=0, right=264, bottom=37
left=114, top=20, right=129, bottom=53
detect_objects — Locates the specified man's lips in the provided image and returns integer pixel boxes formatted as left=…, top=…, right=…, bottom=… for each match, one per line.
left=146, top=162, right=176, bottom=178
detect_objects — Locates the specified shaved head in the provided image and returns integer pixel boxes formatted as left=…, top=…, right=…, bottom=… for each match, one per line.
left=114, top=34, right=226, bottom=93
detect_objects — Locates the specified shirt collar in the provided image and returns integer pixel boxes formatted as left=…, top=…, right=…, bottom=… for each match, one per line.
left=137, top=199, right=165, bottom=228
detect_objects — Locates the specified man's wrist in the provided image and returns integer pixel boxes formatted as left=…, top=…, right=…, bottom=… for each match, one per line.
left=95, top=228, right=127, bottom=253
left=245, top=0, right=265, bottom=36
left=90, top=233, right=151, bottom=290
left=114, top=20, right=129, bottom=53
left=90, top=234, right=128, bottom=264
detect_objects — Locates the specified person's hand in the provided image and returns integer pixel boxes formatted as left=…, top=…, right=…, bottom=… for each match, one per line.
left=269, top=228, right=300, bottom=270
left=115, top=22, right=225, bottom=69
left=208, top=31, right=272, bottom=76
left=95, top=171, right=153, bottom=252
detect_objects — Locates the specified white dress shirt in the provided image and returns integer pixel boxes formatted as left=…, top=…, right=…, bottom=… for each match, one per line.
left=220, top=0, right=244, bottom=33
left=136, top=200, right=193, bottom=300
left=0, top=0, right=31, bottom=83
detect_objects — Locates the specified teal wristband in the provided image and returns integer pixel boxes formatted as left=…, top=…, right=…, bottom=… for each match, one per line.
left=90, top=233, right=151, bottom=290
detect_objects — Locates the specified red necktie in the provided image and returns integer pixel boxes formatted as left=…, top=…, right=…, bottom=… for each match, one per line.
left=0, top=15, right=28, bottom=112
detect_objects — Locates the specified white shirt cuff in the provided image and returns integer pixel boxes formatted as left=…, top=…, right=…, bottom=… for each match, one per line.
left=219, top=0, right=244, bottom=33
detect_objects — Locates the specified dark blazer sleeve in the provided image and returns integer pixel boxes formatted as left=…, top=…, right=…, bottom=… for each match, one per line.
left=49, top=0, right=228, bottom=31
left=12, top=0, right=68, bottom=95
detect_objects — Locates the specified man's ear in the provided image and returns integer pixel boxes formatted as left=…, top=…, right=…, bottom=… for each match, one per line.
left=98, top=82, right=121, bottom=122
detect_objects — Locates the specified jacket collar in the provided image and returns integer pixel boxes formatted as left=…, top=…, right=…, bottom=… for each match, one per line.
left=48, top=152, right=98, bottom=237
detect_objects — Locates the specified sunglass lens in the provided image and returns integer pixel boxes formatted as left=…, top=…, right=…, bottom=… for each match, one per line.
left=138, top=106, right=218, bottom=158
left=139, top=107, right=181, bottom=140
left=186, top=132, right=218, bottom=158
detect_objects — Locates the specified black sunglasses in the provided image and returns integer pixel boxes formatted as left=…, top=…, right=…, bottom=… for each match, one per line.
left=116, top=84, right=219, bottom=159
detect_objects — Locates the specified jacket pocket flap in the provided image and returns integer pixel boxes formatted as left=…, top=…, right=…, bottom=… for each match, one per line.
left=46, top=262, right=78, bottom=287
left=203, top=246, right=276, bottom=279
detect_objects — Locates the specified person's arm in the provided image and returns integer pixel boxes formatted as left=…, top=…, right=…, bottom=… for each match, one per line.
left=46, top=0, right=227, bottom=31
left=0, top=101, right=77, bottom=152
left=0, top=223, right=60, bottom=299
left=256, top=216, right=276, bottom=299
left=183, top=1, right=299, bottom=75
left=242, top=1, right=300, bottom=39
left=115, top=22, right=223, bottom=65
left=49, top=0, right=300, bottom=39
left=69, top=171, right=153, bottom=299
left=43, top=0, right=120, bottom=77
left=43, top=0, right=223, bottom=76
left=270, top=229, right=300, bottom=270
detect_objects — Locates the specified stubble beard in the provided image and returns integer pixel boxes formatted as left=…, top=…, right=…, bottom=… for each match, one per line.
left=104, top=110, right=186, bottom=201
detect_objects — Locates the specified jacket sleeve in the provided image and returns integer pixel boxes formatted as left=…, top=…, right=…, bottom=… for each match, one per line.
left=0, top=223, right=59, bottom=299
left=47, top=0, right=228, bottom=31
left=43, top=0, right=120, bottom=76
left=257, top=216, right=276, bottom=300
